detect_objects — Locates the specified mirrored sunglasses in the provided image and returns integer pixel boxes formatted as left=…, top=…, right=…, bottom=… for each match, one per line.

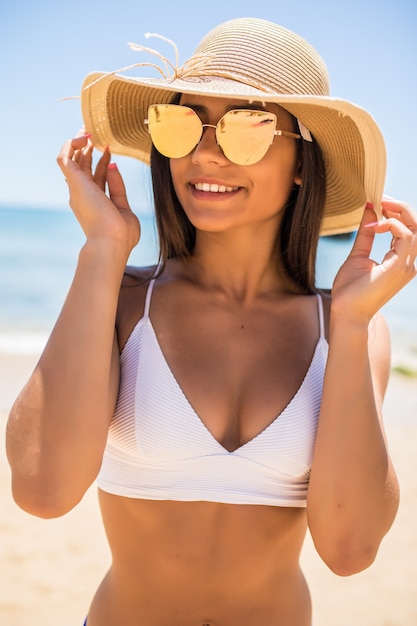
left=144, top=104, right=302, bottom=165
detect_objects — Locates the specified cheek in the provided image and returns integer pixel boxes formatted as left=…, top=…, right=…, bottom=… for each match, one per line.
left=255, top=151, right=299, bottom=200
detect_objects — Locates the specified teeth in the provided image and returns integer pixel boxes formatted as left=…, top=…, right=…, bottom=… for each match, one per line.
left=194, top=182, right=238, bottom=193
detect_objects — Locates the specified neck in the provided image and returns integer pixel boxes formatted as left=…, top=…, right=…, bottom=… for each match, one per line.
left=182, top=226, right=292, bottom=303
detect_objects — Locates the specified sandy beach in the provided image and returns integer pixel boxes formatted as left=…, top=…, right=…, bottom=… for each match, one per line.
left=1, top=350, right=416, bottom=626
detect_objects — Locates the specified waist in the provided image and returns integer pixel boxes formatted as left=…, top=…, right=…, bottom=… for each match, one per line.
left=88, top=493, right=311, bottom=624
left=88, top=572, right=312, bottom=626
left=100, top=491, right=307, bottom=574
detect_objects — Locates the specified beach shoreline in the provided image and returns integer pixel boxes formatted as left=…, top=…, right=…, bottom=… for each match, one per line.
left=1, top=350, right=416, bottom=626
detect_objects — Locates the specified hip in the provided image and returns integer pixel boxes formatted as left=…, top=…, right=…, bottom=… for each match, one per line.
left=84, top=566, right=312, bottom=626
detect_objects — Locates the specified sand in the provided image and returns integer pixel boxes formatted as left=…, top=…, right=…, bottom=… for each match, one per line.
left=1, top=351, right=416, bottom=626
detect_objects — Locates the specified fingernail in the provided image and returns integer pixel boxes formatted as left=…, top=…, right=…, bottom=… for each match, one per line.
left=108, top=162, right=118, bottom=171
left=364, top=221, right=379, bottom=228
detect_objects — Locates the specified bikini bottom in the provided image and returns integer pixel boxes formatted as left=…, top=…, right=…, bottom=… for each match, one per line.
left=83, top=618, right=313, bottom=626
left=83, top=617, right=313, bottom=624
left=83, top=618, right=314, bottom=626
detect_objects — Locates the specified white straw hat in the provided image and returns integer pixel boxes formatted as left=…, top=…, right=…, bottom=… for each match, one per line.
left=81, top=17, right=386, bottom=236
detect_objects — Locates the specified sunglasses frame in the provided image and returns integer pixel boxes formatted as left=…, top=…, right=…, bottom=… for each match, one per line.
left=144, top=104, right=302, bottom=165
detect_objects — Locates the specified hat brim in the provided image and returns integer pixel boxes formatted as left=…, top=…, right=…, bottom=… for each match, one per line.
left=81, top=72, right=386, bottom=236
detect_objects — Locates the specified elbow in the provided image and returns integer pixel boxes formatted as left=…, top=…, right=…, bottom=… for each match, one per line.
left=11, top=478, right=83, bottom=519
left=318, top=538, right=379, bottom=577
left=322, top=508, right=400, bottom=576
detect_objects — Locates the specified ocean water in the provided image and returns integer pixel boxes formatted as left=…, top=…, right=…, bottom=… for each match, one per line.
left=1, top=205, right=416, bottom=366
left=0, top=206, right=158, bottom=353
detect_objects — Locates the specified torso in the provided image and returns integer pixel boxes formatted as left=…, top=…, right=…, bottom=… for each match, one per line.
left=87, top=260, right=330, bottom=626
left=90, top=496, right=311, bottom=626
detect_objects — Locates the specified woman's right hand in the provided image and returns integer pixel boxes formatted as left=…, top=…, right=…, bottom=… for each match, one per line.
left=6, top=132, right=139, bottom=517
left=57, top=131, right=141, bottom=259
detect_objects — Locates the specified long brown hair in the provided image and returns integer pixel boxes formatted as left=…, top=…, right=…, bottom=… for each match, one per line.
left=149, top=101, right=326, bottom=294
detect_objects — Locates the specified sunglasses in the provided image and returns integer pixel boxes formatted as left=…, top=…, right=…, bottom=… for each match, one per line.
left=144, top=104, right=302, bottom=165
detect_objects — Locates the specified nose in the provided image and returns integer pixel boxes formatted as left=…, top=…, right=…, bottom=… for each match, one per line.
left=191, top=124, right=227, bottom=164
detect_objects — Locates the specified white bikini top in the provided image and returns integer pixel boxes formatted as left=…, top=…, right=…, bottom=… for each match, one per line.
left=97, top=279, right=328, bottom=507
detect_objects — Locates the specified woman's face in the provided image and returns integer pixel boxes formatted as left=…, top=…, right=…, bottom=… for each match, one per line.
left=168, top=95, right=302, bottom=235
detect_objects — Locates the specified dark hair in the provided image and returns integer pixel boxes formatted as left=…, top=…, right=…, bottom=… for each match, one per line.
left=278, top=137, right=326, bottom=293
left=149, top=100, right=326, bottom=294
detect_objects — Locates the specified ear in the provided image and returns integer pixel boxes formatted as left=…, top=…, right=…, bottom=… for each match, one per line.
left=294, top=156, right=303, bottom=186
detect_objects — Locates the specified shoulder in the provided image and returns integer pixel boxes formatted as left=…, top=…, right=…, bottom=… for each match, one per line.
left=116, top=264, right=158, bottom=351
left=317, top=290, right=390, bottom=362
left=121, top=264, right=158, bottom=288
left=322, top=287, right=391, bottom=400
left=317, top=288, right=331, bottom=341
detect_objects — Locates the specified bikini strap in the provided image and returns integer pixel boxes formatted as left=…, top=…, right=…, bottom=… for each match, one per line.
left=316, top=293, right=325, bottom=339
left=143, top=278, right=157, bottom=319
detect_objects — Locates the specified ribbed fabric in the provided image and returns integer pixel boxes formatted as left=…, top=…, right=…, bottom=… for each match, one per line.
left=98, top=281, right=328, bottom=507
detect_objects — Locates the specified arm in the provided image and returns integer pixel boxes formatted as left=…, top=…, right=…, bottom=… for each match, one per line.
left=5, top=133, right=140, bottom=518
left=307, top=199, right=417, bottom=576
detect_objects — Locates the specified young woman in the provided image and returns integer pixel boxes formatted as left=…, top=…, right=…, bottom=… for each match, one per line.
left=6, top=17, right=417, bottom=626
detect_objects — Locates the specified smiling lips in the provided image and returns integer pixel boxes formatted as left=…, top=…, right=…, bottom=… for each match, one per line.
left=193, top=182, right=239, bottom=193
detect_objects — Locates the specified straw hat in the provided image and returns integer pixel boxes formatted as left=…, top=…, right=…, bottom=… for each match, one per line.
left=81, top=17, right=386, bottom=236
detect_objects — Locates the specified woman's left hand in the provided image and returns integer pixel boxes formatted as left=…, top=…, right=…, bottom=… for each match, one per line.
left=331, top=196, right=417, bottom=323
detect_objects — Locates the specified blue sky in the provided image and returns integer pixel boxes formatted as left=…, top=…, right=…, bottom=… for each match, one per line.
left=0, top=0, right=416, bottom=214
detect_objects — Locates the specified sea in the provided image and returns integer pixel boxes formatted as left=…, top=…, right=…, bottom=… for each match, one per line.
left=0, top=205, right=416, bottom=369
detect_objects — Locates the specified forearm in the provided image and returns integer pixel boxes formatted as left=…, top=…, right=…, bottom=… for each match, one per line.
left=307, top=314, right=399, bottom=574
left=6, top=240, right=127, bottom=516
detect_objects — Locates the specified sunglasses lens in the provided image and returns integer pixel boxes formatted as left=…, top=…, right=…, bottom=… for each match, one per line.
left=218, top=110, right=277, bottom=165
left=147, top=105, right=277, bottom=165
left=147, top=104, right=202, bottom=158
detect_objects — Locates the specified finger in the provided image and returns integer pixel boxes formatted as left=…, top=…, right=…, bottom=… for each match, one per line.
left=382, top=200, right=417, bottom=264
left=107, top=163, right=130, bottom=211
left=383, top=196, right=417, bottom=263
left=77, top=140, right=94, bottom=173
left=349, top=205, right=378, bottom=258
left=70, top=127, right=89, bottom=157
left=365, top=216, right=414, bottom=268
left=57, top=133, right=92, bottom=170
left=381, top=196, right=417, bottom=231
left=93, top=147, right=111, bottom=191
left=70, top=130, right=92, bottom=156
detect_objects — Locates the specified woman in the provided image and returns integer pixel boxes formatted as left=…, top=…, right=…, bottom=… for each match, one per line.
left=6, top=17, right=417, bottom=626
